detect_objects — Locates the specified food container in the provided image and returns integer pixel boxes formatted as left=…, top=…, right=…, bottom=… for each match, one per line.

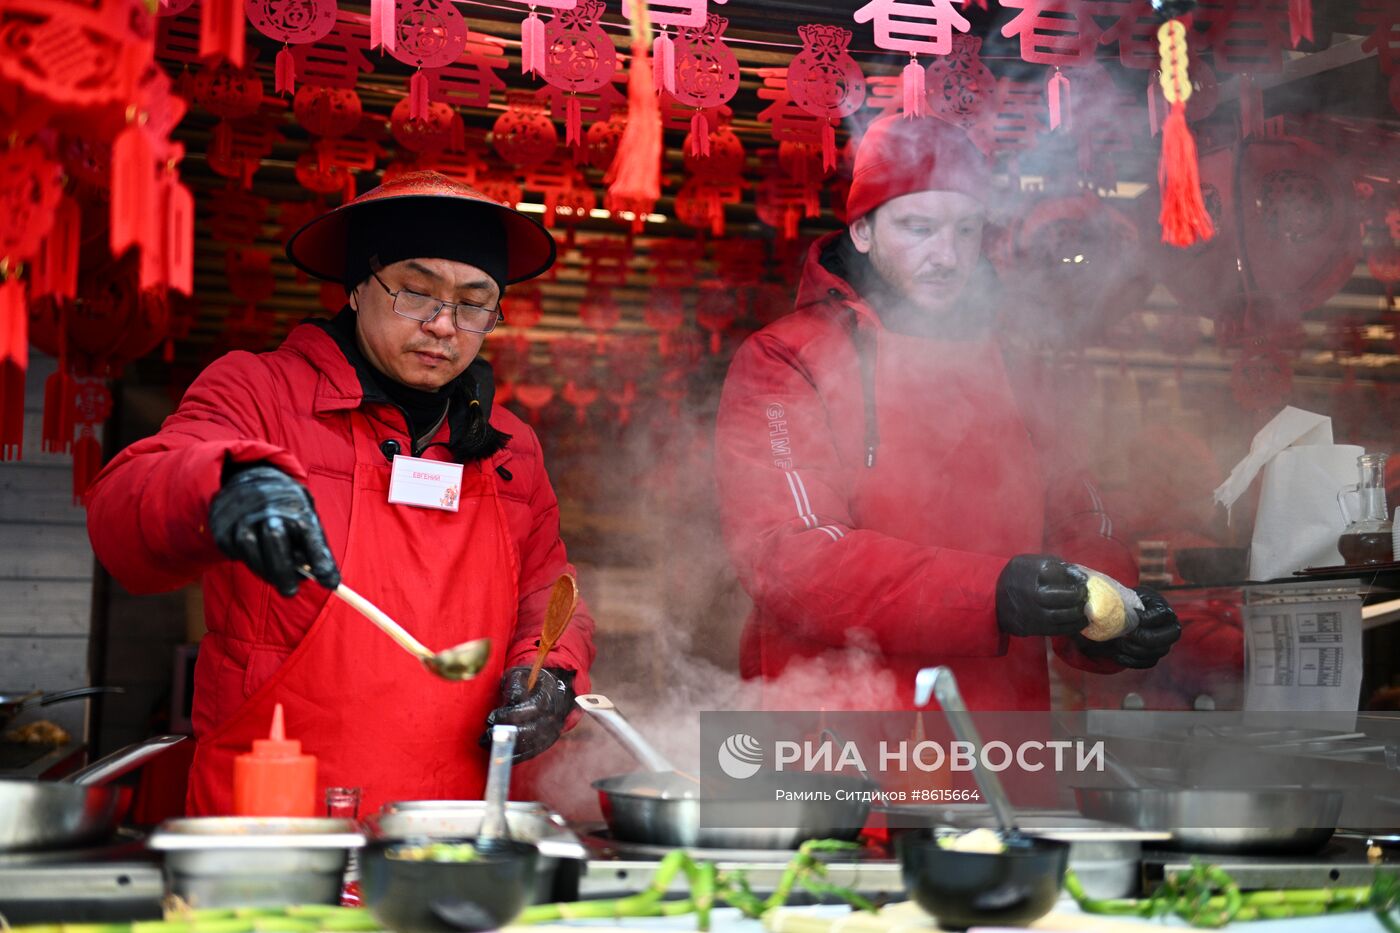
left=361, top=837, right=539, bottom=933
left=897, top=831, right=1069, bottom=931
left=368, top=800, right=586, bottom=902
left=147, top=817, right=363, bottom=908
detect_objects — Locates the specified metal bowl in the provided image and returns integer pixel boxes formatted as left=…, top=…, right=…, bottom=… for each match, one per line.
left=147, top=817, right=363, bottom=908
left=1073, top=787, right=1342, bottom=854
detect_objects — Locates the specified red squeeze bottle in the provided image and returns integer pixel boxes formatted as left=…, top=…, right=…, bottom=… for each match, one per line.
left=233, top=703, right=318, bottom=817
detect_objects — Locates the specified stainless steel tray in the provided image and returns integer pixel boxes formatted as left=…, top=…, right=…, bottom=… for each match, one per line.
left=149, top=817, right=364, bottom=850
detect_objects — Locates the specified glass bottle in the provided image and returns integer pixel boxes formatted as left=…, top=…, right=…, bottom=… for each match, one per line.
left=325, top=786, right=363, bottom=907
left=1337, top=453, right=1394, bottom=566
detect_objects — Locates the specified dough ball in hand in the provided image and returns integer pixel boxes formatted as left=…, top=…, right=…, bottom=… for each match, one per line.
left=1081, top=576, right=1128, bottom=642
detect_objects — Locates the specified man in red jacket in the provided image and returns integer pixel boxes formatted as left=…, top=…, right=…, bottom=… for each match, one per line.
left=715, top=117, right=1181, bottom=711
left=86, top=172, right=596, bottom=815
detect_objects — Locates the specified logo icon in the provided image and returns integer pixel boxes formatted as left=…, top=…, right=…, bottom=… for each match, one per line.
left=717, top=733, right=764, bottom=779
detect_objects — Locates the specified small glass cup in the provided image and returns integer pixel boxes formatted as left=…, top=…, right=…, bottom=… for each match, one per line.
left=325, top=786, right=363, bottom=906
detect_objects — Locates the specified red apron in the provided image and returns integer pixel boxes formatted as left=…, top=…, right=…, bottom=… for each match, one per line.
left=187, top=411, right=519, bottom=817
left=848, top=328, right=1052, bottom=710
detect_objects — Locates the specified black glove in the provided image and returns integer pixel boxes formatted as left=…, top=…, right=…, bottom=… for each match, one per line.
left=479, top=667, right=575, bottom=763
left=208, top=463, right=340, bottom=598
left=996, top=555, right=1090, bottom=638
left=1076, top=586, right=1183, bottom=669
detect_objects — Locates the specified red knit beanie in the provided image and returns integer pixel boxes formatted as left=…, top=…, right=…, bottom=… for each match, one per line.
left=845, top=116, right=995, bottom=224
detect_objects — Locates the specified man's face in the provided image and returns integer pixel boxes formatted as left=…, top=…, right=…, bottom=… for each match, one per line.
left=351, top=257, right=500, bottom=390
left=849, top=190, right=986, bottom=317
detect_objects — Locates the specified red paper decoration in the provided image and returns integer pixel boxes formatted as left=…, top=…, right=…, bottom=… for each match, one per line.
left=543, top=0, right=617, bottom=146
left=207, top=116, right=282, bottom=188
left=390, top=0, right=468, bottom=68
left=194, top=58, right=265, bottom=120
left=225, top=248, right=277, bottom=305
left=788, top=25, right=865, bottom=170
left=756, top=167, right=820, bottom=241
left=391, top=97, right=462, bottom=153
left=502, top=281, right=544, bottom=329
left=537, top=81, right=628, bottom=139
left=290, top=12, right=375, bottom=88
left=853, top=0, right=970, bottom=116
left=210, top=188, right=270, bottom=244
left=0, top=0, right=157, bottom=113
left=583, top=114, right=627, bottom=170
left=683, top=113, right=744, bottom=177
left=493, top=91, right=559, bottom=167
left=968, top=77, right=1046, bottom=158
left=670, top=15, right=741, bottom=156
left=644, top=287, right=686, bottom=355
left=674, top=178, right=742, bottom=236
left=491, top=0, right=577, bottom=79
left=1359, top=0, right=1400, bottom=76
left=1231, top=345, right=1294, bottom=411
left=923, top=33, right=996, bottom=130
left=294, top=85, right=364, bottom=137
left=424, top=36, right=509, bottom=110
left=246, top=0, right=338, bottom=94
left=1195, top=0, right=1291, bottom=74
left=756, top=69, right=824, bottom=147
left=0, top=146, right=64, bottom=265
left=991, top=191, right=1150, bottom=348
left=999, top=1, right=1102, bottom=67
left=695, top=281, right=736, bottom=353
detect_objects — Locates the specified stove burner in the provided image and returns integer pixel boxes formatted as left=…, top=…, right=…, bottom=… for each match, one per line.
left=0, top=830, right=163, bottom=923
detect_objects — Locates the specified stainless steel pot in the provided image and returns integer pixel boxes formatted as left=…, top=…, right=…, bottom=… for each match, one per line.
left=0, top=734, right=185, bottom=852
left=593, top=769, right=873, bottom=850
left=1073, top=786, right=1343, bottom=854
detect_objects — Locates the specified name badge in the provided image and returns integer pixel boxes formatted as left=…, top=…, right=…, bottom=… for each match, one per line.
left=388, top=454, right=463, bottom=512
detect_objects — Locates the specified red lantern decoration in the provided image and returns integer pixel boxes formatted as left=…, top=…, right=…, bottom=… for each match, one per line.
left=579, top=284, right=622, bottom=347
left=584, top=114, right=627, bottom=171
left=71, top=378, right=113, bottom=503
left=543, top=0, right=618, bottom=147
left=294, top=85, right=364, bottom=137
left=644, top=287, right=685, bottom=355
left=0, top=0, right=156, bottom=114
left=671, top=14, right=741, bottom=157
left=391, top=97, right=462, bottom=153
left=695, top=281, right=736, bottom=354
left=493, top=91, right=559, bottom=168
left=683, top=113, right=744, bottom=178
left=502, top=281, right=544, bottom=329
left=673, top=178, right=742, bottom=237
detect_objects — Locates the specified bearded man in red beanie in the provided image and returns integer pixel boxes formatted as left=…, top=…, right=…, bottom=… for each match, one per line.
left=714, top=117, right=1182, bottom=711
left=85, top=172, right=595, bottom=814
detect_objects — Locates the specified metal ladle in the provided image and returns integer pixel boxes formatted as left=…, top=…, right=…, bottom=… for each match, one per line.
left=915, top=665, right=1027, bottom=845
left=301, top=568, right=491, bottom=681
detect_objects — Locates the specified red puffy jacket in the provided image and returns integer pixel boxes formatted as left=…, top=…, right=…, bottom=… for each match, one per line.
left=86, top=321, right=595, bottom=743
left=715, top=234, right=1136, bottom=711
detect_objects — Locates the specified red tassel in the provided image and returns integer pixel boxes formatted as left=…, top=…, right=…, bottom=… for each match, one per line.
left=42, top=370, right=75, bottom=454
left=1158, top=102, right=1213, bottom=248
left=34, top=196, right=80, bottom=301
left=73, top=426, right=102, bottom=505
left=820, top=121, right=836, bottom=173
left=522, top=11, right=546, bottom=77
left=901, top=58, right=925, bottom=118
left=370, top=0, right=397, bottom=52
left=199, top=0, right=245, bottom=66
left=690, top=110, right=710, bottom=157
left=1047, top=70, right=1070, bottom=131
left=652, top=31, right=675, bottom=95
left=166, top=178, right=196, bottom=296
left=275, top=46, right=296, bottom=95
left=783, top=206, right=798, bottom=240
left=449, top=113, right=465, bottom=152
left=0, top=279, right=27, bottom=462
left=606, top=11, right=662, bottom=223
left=565, top=95, right=582, bottom=146
left=1289, top=0, right=1312, bottom=47
left=409, top=70, right=429, bottom=120
left=110, top=121, right=155, bottom=257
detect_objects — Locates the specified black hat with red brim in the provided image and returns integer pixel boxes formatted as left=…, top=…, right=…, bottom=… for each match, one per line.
left=285, top=170, right=557, bottom=286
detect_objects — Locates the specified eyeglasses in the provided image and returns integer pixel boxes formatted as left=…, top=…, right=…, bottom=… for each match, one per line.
left=371, top=269, right=504, bottom=334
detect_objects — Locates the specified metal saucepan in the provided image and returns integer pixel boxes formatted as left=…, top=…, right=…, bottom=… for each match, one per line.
left=0, top=687, right=125, bottom=732
left=576, top=694, right=873, bottom=849
left=1073, top=786, right=1343, bottom=854
left=0, top=734, right=186, bottom=852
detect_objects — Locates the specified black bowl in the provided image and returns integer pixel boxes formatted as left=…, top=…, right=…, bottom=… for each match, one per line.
left=897, top=832, right=1069, bottom=931
left=361, top=837, right=539, bottom=933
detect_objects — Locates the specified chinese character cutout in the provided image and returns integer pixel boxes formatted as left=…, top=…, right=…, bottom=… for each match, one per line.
left=853, top=0, right=969, bottom=116
left=1359, top=0, right=1400, bottom=76
left=788, top=24, right=866, bottom=170
left=757, top=69, right=824, bottom=146
left=425, top=35, right=509, bottom=111
left=291, top=12, right=374, bottom=89
left=1194, top=0, right=1290, bottom=74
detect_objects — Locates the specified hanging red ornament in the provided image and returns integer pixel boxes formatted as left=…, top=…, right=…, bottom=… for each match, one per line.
left=246, top=0, right=337, bottom=96
left=923, top=32, right=995, bottom=131
left=193, top=57, right=265, bottom=120
left=580, top=285, right=622, bottom=348
left=968, top=76, right=1046, bottom=158
left=493, top=91, right=560, bottom=167
left=695, top=281, right=735, bottom=354
left=475, top=170, right=523, bottom=207
left=606, top=0, right=663, bottom=227
left=644, top=287, right=685, bottom=355
left=584, top=113, right=627, bottom=170
left=502, top=281, right=545, bottom=329
left=390, top=0, right=468, bottom=68
left=682, top=112, right=743, bottom=177
left=425, top=35, right=509, bottom=110
left=200, top=0, right=246, bottom=64
left=296, top=146, right=356, bottom=196
left=0, top=0, right=155, bottom=116
left=206, top=116, right=281, bottom=189
left=673, top=178, right=741, bottom=236
left=0, top=146, right=64, bottom=266
left=756, top=167, right=820, bottom=241
left=787, top=24, right=866, bottom=171
left=291, top=14, right=375, bottom=88
left=778, top=141, right=826, bottom=186
left=998, top=0, right=1101, bottom=67
left=294, top=85, right=363, bottom=139
left=537, top=81, right=628, bottom=144
left=0, top=279, right=25, bottom=461
left=513, top=378, right=555, bottom=425
left=225, top=248, right=277, bottom=305
left=1155, top=17, right=1212, bottom=248
left=562, top=380, right=599, bottom=424
left=391, top=97, right=458, bottom=153
left=853, top=0, right=968, bottom=117
left=543, top=0, right=618, bottom=147
left=670, top=14, right=740, bottom=158
left=32, top=196, right=81, bottom=303
left=70, top=379, right=112, bottom=503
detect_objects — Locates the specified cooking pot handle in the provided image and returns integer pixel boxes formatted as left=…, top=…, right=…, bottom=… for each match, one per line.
left=38, top=686, right=125, bottom=706
left=575, top=694, right=679, bottom=774
left=63, top=734, right=187, bottom=786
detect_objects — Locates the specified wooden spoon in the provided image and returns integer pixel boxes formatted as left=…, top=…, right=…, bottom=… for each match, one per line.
left=525, top=574, right=579, bottom=691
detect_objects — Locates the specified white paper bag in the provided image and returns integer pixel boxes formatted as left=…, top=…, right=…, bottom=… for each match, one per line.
left=1212, top=407, right=1364, bottom=581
